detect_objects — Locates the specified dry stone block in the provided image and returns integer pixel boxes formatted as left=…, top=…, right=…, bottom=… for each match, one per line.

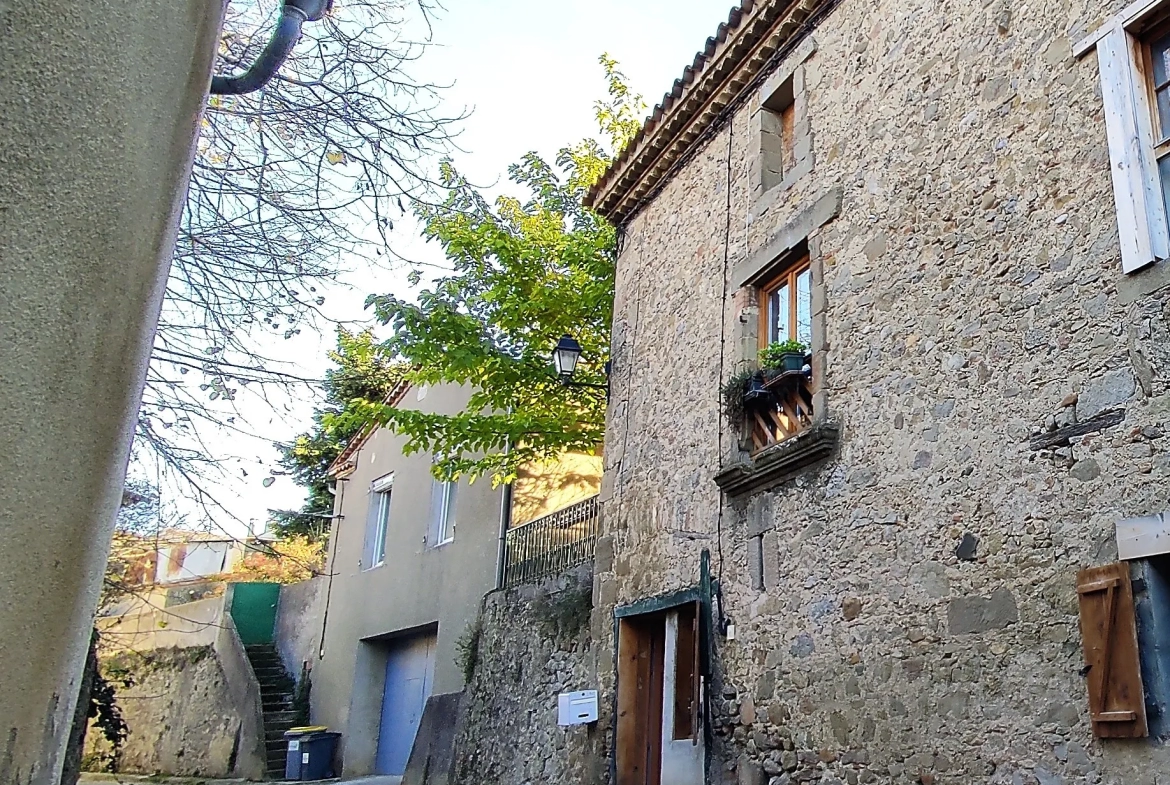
left=947, top=589, right=1018, bottom=634
left=1078, top=368, right=1136, bottom=419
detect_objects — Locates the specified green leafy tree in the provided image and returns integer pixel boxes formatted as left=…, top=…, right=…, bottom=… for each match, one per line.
left=272, top=328, right=405, bottom=538
left=359, top=55, right=645, bottom=483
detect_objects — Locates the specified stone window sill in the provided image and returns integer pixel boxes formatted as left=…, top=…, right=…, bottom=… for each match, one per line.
left=752, top=156, right=813, bottom=220
left=713, top=421, right=839, bottom=497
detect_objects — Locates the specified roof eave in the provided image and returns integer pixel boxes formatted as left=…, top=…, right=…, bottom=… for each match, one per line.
left=586, top=0, right=832, bottom=226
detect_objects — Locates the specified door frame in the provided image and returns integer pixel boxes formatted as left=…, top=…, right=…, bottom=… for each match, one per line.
left=612, top=586, right=710, bottom=785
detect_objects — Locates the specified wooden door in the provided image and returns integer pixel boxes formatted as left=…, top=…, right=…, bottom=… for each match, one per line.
left=617, top=615, right=666, bottom=785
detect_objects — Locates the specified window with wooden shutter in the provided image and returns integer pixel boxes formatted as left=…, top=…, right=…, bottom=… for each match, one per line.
left=1078, top=8, right=1170, bottom=273
left=1076, top=563, right=1149, bottom=738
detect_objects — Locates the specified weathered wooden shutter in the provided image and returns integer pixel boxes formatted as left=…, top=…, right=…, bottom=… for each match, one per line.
left=1097, top=21, right=1169, bottom=274
left=690, top=602, right=702, bottom=745
left=1076, top=563, right=1148, bottom=738
left=672, top=601, right=701, bottom=744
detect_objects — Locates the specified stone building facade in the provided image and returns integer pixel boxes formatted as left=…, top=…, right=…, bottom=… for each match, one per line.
left=585, top=0, right=1170, bottom=783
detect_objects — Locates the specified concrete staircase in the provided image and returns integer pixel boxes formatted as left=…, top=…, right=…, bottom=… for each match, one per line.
left=244, top=644, right=297, bottom=779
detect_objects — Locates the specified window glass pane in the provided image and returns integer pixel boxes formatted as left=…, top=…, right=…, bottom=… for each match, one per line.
left=1157, top=87, right=1170, bottom=141
left=1153, top=33, right=1170, bottom=87
left=440, top=482, right=456, bottom=543
left=374, top=492, right=389, bottom=564
left=769, top=283, right=789, bottom=343
left=365, top=490, right=390, bottom=568
left=1159, top=154, right=1170, bottom=228
left=795, top=268, right=812, bottom=346
left=430, top=479, right=456, bottom=546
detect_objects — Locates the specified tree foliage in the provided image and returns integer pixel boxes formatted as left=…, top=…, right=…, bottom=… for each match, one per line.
left=360, top=55, right=645, bottom=483
left=225, top=536, right=327, bottom=584
left=272, top=328, right=405, bottom=538
left=138, top=0, right=455, bottom=519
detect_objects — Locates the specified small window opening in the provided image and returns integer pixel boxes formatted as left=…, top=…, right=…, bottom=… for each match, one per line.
left=760, top=77, right=796, bottom=192
left=1143, top=21, right=1170, bottom=224
left=749, top=535, right=765, bottom=591
left=1134, top=556, right=1170, bottom=738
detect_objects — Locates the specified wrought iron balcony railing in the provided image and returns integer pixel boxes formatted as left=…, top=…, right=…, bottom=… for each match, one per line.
left=502, top=495, right=599, bottom=589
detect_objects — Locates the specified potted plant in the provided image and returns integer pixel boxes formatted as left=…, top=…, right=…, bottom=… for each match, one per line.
left=722, top=369, right=768, bottom=430
left=759, top=339, right=808, bottom=374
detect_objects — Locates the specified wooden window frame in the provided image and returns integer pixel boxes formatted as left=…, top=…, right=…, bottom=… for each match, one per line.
left=756, top=254, right=811, bottom=350
left=1140, top=15, right=1170, bottom=157
left=1084, top=13, right=1170, bottom=273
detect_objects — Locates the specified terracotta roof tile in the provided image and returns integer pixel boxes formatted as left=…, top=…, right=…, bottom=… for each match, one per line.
left=585, top=0, right=833, bottom=224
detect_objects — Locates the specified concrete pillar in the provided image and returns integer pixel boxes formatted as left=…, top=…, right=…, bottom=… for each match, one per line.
left=0, top=3, right=224, bottom=783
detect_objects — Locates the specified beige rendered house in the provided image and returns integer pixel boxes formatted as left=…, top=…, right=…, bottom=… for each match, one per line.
left=311, top=380, right=600, bottom=778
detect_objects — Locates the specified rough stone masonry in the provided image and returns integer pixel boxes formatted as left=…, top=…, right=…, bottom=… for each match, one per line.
left=589, top=0, right=1170, bottom=783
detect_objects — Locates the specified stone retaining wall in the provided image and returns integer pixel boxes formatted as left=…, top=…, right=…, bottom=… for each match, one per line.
left=452, top=565, right=601, bottom=785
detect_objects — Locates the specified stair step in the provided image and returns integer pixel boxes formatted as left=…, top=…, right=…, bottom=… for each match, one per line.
left=265, top=712, right=298, bottom=725
left=254, top=666, right=288, bottom=675
left=248, top=656, right=283, bottom=666
left=258, top=680, right=293, bottom=690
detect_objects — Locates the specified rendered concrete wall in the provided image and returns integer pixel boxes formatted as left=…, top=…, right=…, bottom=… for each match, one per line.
left=0, top=3, right=223, bottom=783
left=99, top=594, right=225, bottom=653
left=313, top=383, right=505, bottom=776
left=597, top=0, right=1170, bottom=782
left=274, top=576, right=326, bottom=680
left=85, top=647, right=245, bottom=778
left=87, top=592, right=266, bottom=779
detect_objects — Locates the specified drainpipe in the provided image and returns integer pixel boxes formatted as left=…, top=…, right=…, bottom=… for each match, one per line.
left=318, top=477, right=346, bottom=659
left=495, top=436, right=514, bottom=590
left=496, top=481, right=514, bottom=590
left=211, top=0, right=333, bottom=96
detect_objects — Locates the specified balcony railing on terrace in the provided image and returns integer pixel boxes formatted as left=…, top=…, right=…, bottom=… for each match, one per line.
left=748, top=369, right=814, bottom=453
left=502, top=495, right=599, bottom=589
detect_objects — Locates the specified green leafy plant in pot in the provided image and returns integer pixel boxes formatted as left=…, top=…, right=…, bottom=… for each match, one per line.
left=760, top=340, right=807, bottom=374
left=722, top=369, right=759, bottom=430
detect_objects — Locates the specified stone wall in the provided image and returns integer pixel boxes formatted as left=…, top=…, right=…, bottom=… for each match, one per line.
left=86, top=648, right=249, bottom=778
left=598, top=0, right=1170, bottom=783
left=452, top=565, right=602, bottom=785
left=88, top=591, right=266, bottom=779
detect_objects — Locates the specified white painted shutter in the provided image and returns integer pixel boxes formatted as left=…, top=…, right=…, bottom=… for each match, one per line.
left=1098, top=21, right=1169, bottom=274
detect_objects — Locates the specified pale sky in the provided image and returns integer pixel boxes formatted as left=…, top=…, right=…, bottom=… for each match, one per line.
left=164, top=0, right=733, bottom=536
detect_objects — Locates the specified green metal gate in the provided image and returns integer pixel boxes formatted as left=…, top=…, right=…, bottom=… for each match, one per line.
left=229, top=582, right=280, bottom=645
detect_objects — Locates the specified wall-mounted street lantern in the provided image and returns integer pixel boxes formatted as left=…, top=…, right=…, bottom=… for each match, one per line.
left=552, top=335, right=609, bottom=393
left=553, top=335, right=582, bottom=380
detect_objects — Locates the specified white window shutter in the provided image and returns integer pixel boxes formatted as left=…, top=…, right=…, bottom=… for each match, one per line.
left=1098, top=22, right=1169, bottom=274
